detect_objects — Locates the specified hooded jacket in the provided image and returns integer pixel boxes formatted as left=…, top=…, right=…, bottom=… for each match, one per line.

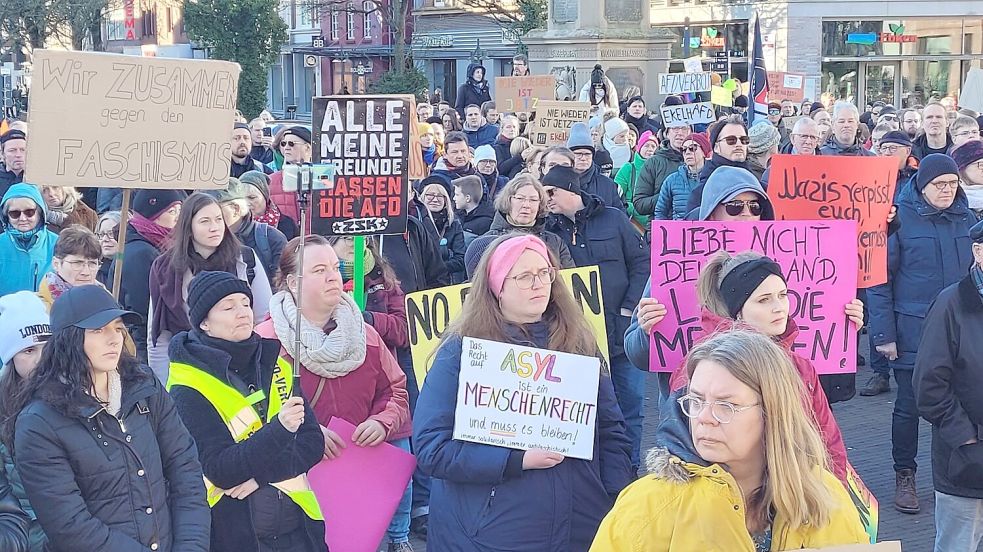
left=818, top=136, right=876, bottom=157
left=686, top=154, right=755, bottom=215
left=578, top=163, right=625, bottom=211
left=632, top=142, right=684, bottom=217
left=463, top=123, right=499, bottom=149
left=108, top=223, right=165, bottom=363
left=167, top=331, right=325, bottom=552
left=15, top=367, right=209, bottom=552
left=545, top=194, right=650, bottom=358
left=589, top=392, right=867, bottom=551
left=469, top=211, right=576, bottom=269
left=0, top=184, right=59, bottom=296
left=414, top=324, right=633, bottom=551
left=577, top=77, right=620, bottom=112
left=666, top=310, right=849, bottom=482
left=695, top=166, right=775, bottom=222
left=912, top=132, right=954, bottom=160
left=492, top=136, right=513, bottom=165
left=914, top=275, right=983, bottom=499
left=454, top=63, right=492, bottom=119
left=868, top=184, right=976, bottom=370
left=655, top=163, right=701, bottom=220
left=613, top=152, right=651, bottom=227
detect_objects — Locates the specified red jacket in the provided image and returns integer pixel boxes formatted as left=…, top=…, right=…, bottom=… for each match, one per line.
left=669, top=309, right=849, bottom=483
left=267, top=171, right=300, bottom=222
left=255, top=318, right=412, bottom=441
left=360, top=270, right=409, bottom=354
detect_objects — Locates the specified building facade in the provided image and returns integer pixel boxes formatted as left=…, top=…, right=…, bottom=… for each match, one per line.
left=104, top=0, right=195, bottom=58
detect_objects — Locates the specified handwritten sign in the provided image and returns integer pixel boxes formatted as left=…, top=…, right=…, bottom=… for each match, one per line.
left=767, top=71, right=807, bottom=103
left=312, top=95, right=411, bottom=235
left=495, top=75, right=556, bottom=113
left=647, top=220, right=859, bottom=374
left=454, top=337, right=600, bottom=460
left=683, top=56, right=704, bottom=74
left=25, top=49, right=239, bottom=189
left=529, top=100, right=591, bottom=147
left=766, top=154, right=897, bottom=287
left=846, top=463, right=879, bottom=544
left=711, top=85, right=733, bottom=107
left=658, top=72, right=712, bottom=95
left=660, top=101, right=715, bottom=127
left=406, top=266, right=609, bottom=389
left=308, top=417, right=416, bottom=552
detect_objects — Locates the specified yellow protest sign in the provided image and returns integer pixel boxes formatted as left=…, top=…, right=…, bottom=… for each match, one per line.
left=711, top=85, right=733, bottom=107
left=405, top=266, right=609, bottom=390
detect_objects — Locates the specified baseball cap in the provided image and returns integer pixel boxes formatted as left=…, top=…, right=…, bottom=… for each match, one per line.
left=50, top=286, right=141, bottom=333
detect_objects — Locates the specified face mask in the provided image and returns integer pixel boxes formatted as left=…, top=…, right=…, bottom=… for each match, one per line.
left=594, top=88, right=605, bottom=100
left=963, top=185, right=983, bottom=209
left=603, top=137, right=632, bottom=169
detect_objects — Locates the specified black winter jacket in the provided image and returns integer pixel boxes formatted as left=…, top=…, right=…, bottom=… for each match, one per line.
left=470, top=211, right=576, bottom=270
left=457, top=201, right=495, bottom=239
left=168, top=331, right=327, bottom=552
left=0, top=466, right=29, bottom=552
left=235, top=216, right=288, bottom=281
left=381, top=216, right=448, bottom=293
left=578, top=164, right=625, bottom=211
left=109, top=224, right=163, bottom=363
left=14, top=368, right=209, bottom=552
left=914, top=275, right=983, bottom=498
left=454, top=64, right=492, bottom=119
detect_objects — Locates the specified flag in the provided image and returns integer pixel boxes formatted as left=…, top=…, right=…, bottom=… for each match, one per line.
left=748, top=15, right=769, bottom=126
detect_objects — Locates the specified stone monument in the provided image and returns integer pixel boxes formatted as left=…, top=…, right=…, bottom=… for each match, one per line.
left=524, top=0, right=675, bottom=102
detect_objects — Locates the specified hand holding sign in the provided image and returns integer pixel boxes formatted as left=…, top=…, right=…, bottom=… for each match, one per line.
left=636, top=298, right=668, bottom=335
left=523, top=449, right=565, bottom=470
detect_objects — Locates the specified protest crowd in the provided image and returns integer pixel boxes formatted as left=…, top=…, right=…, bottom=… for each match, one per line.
left=2, top=38, right=983, bottom=552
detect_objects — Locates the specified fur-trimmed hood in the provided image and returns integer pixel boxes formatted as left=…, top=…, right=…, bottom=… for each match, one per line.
left=644, top=446, right=695, bottom=483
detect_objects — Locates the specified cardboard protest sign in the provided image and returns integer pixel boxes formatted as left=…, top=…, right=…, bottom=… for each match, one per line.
left=454, top=337, right=600, bottom=460
left=846, top=463, right=879, bottom=544
left=711, top=85, right=733, bottom=106
left=767, top=71, right=806, bottom=103
left=660, top=101, right=715, bottom=127
left=658, top=72, right=712, bottom=95
left=406, top=266, right=609, bottom=389
left=495, top=75, right=556, bottom=113
left=312, top=95, right=411, bottom=235
left=25, top=49, right=239, bottom=189
left=308, top=417, right=416, bottom=552
left=766, top=154, right=897, bottom=287
left=683, top=56, right=704, bottom=73
left=529, top=101, right=591, bottom=146
left=407, top=100, right=427, bottom=180
left=648, top=220, right=859, bottom=374
left=960, top=68, right=983, bottom=113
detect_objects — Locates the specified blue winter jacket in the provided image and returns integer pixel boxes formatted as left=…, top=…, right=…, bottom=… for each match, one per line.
left=463, top=123, right=499, bottom=149
left=413, top=323, right=633, bottom=552
left=0, top=184, right=58, bottom=296
left=867, top=184, right=976, bottom=370
left=655, top=164, right=700, bottom=220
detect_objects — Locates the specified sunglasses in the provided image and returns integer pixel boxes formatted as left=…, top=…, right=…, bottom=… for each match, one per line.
left=683, top=144, right=702, bottom=153
left=280, top=140, right=300, bottom=148
left=768, top=109, right=781, bottom=115
left=722, top=199, right=762, bottom=216
left=717, top=135, right=751, bottom=146
left=7, top=208, right=37, bottom=220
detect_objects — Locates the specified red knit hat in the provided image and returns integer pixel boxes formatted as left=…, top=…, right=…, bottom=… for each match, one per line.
left=684, top=133, right=711, bottom=157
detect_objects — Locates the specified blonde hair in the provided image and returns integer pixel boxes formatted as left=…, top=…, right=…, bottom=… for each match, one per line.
left=436, top=234, right=603, bottom=368
left=696, top=250, right=767, bottom=318
left=510, top=136, right=532, bottom=157
left=421, top=182, right=454, bottom=225
left=685, top=330, right=833, bottom=530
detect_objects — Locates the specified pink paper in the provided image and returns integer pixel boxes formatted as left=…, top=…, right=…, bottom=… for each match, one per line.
left=308, top=417, right=416, bottom=552
left=648, top=220, right=859, bottom=375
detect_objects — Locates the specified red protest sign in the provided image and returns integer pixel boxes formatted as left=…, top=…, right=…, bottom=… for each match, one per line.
left=767, top=154, right=897, bottom=287
left=767, top=71, right=806, bottom=103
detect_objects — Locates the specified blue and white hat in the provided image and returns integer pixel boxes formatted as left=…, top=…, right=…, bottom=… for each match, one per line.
left=0, top=291, right=51, bottom=366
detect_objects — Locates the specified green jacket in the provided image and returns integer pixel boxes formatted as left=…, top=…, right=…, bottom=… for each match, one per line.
left=614, top=153, right=651, bottom=227
left=631, top=143, right=684, bottom=217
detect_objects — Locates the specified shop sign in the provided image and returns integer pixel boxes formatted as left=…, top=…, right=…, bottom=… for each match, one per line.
left=123, top=0, right=136, bottom=40
left=700, top=27, right=725, bottom=48
left=881, top=24, right=916, bottom=43
left=416, top=35, right=454, bottom=48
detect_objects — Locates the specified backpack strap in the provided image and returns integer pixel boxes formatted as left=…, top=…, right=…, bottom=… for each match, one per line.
left=240, top=246, right=257, bottom=284
left=254, top=224, right=273, bottom=277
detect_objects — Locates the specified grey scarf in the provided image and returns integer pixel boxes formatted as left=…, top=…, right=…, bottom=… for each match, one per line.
left=268, top=290, right=367, bottom=378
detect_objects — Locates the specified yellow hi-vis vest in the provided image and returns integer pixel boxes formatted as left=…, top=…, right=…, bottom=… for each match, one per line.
left=167, top=357, right=324, bottom=521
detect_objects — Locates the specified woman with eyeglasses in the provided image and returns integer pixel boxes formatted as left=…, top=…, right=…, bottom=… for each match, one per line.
left=414, top=234, right=633, bottom=551
left=0, top=184, right=59, bottom=296
left=654, top=133, right=709, bottom=221
left=37, top=226, right=105, bottom=309
left=591, top=330, right=868, bottom=551
left=867, top=154, right=977, bottom=514
left=418, top=182, right=466, bottom=283
left=95, top=211, right=121, bottom=286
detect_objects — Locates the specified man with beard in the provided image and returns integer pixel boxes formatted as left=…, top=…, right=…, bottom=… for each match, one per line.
left=900, top=108, right=922, bottom=140
left=230, top=123, right=272, bottom=178
left=685, top=116, right=752, bottom=213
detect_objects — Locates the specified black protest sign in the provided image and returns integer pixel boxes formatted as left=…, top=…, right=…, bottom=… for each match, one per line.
left=312, top=95, right=411, bottom=235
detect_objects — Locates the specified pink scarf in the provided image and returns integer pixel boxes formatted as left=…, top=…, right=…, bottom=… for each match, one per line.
left=130, top=212, right=172, bottom=251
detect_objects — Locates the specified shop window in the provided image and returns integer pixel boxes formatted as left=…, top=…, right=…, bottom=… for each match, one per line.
left=901, top=59, right=958, bottom=108
left=658, top=22, right=748, bottom=61
left=106, top=9, right=127, bottom=40
left=824, top=19, right=967, bottom=57
left=821, top=61, right=859, bottom=103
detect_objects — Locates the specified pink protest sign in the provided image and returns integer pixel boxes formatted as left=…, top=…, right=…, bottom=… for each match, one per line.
left=647, top=220, right=859, bottom=374
left=308, top=417, right=416, bottom=552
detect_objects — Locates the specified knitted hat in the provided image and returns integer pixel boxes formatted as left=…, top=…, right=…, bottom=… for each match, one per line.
left=588, top=114, right=605, bottom=131
left=0, top=129, right=26, bottom=145
left=0, top=291, right=50, bottom=366
left=950, top=139, right=983, bottom=170
left=734, top=95, right=749, bottom=108
left=603, top=117, right=630, bottom=139
left=915, top=154, right=959, bottom=192
left=282, top=126, right=312, bottom=144
left=748, top=122, right=781, bottom=155
left=684, top=133, right=711, bottom=157
left=187, top=271, right=253, bottom=329
left=418, top=122, right=434, bottom=136
left=699, top=166, right=771, bottom=221
left=133, top=189, right=185, bottom=221
left=233, top=122, right=250, bottom=131
left=709, top=119, right=746, bottom=147
left=636, top=130, right=658, bottom=152
left=590, top=64, right=605, bottom=86
left=879, top=105, right=898, bottom=118
left=972, top=219, right=983, bottom=243
left=239, top=170, right=271, bottom=201
left=878, top=131, right=913, bottom=148
left=473, top=144, right=497, bottom=164
left=206, top=177, right=247, bottom=204
left=541, top=165, right=582, bottom=195
left=567, top=122, right=594, bottom=152
left=810, top=102, right=825, bottom=114
left=663, top=95, right=683, bottom=107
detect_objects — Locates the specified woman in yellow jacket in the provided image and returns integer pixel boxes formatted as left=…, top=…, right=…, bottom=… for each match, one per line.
left=591, top=330, right=868, bottom=552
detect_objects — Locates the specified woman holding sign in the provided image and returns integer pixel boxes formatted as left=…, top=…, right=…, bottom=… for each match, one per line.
left=414, top=234, right=633, bottom=551
left=590, top=331, right=868, bottom=551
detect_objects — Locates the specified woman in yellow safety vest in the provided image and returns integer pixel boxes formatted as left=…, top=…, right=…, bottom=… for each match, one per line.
left=167, top=271, right=327, bottom=552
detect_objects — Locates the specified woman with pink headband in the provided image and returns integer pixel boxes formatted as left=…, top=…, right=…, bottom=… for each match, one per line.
left=413, top=234, right=633, bottom=551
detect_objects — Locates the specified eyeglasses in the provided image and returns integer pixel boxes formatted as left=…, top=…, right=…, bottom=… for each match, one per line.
left=572, top=151, right=593, bottom=159
left=716, top=135, right=750, bottom=146
left=683, top=145, right=703, bottom=153
left=768, top=109, right=781, bottom=115
left=930, top=179, right=961, bottom=191
left=677, top=394, right=760, bottom=424
left=508, top=267, right=557, bottom=290
left=954, top=129, right=981, bottom=139
left=96, top=230, right=119, bottom=240
left=722, top=199, right=762, bottom=216
left=511, top=195, right=541, bottom=205
left=423, top=193, right=444, bottom=201
left=878, top=144, right=907, bottom=154
left=61, top=259, right=101, bottom=270
left=6, top=208, right=37, bottom=220
left=791, top=133, right=820, bottom=142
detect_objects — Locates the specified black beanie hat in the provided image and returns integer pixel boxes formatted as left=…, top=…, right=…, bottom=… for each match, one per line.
left=187, top=271, right=253, bottom=329
left=916, top=154, right=959, bottom=192
left=663, top=95, right=683, bottom=107
left=951, top=139, right=983, bottom=170
left=734, top=95, right=749, bottom=108
left=591, top=64, right=604, bottom=85
left=720, top=257, right=785, bottom=319
left=133, top=189, right=186, bottom=220
left=541, top=165, right=582, bottom=195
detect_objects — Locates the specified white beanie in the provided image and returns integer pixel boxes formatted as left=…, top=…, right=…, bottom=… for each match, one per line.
left=604, top=117, right=630, bottom=139
left=473, top=144, right=497, bottom=164
left=0, top=292, right=51, bottom=366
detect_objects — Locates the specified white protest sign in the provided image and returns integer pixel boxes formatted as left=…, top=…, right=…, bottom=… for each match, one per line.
left=960, top=68, right=983, bottom=114
left=453, top=337, right=600, bottom=460
left=660, top=101, right=715, bottom=127
left=659, top=72, right=712, bottom=95
left=25, top=49, right=240, bottom=189
left=683, top=56, right=704, bottom=73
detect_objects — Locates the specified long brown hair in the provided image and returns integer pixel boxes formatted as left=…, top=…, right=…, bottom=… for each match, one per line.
left=437, top=234, right=602, bottom=366
left=165, top=192, right=242, bottom=275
